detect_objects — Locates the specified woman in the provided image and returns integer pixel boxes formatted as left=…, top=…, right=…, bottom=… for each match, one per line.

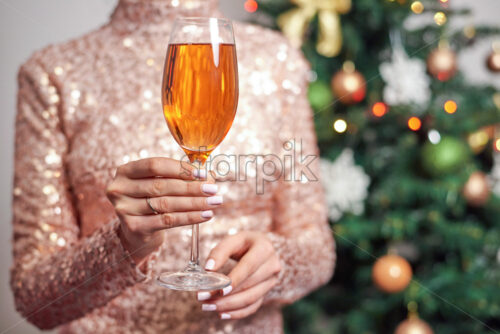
left=11, top=0, right=335, bottom=333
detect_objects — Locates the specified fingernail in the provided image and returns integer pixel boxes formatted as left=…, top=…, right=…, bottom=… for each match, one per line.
left=197, top=292, right=211, bottom=301
left=201, top=210, right=214, bottom=219
left=205, top=258, right=215, bottom=270
left=202, top=184, right=218, bottom=195
left=222, top=285, right=232, bottom=296
left=202, top=304, right=217, bottom=311
left=193, top=169, right=207, bottom=179
left=220, top=313, right=231, bottom=320
left=206, top=196, right=223, bottom=205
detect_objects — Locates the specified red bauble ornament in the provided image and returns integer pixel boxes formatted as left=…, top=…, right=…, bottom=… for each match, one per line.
left=427, top=46, right=457, bottom=81
left=331, top=61, right=366, bottom=105
left=372, top=254, right=412, bottom=293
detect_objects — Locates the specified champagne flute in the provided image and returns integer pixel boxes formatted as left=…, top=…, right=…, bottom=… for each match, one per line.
left=157, top=17, right=238, bottom=291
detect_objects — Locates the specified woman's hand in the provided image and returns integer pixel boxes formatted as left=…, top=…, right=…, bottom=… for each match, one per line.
left=197, top=231, right=281, bottom=320
left=106, top=157, right=222, bottom=265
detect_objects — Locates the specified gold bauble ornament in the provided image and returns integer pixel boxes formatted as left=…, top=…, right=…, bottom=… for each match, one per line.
left=372, top=254, right=412, bottom=293
left=331, top=61, right=366, bottom=105
left=427, top=45, right=457, bottom=81
left=463, top=171, right=490, bottom=207
left=486, top=50, right=500, bottom=73
left=395, top=317, right=434, bottom=334
left=277, top=0, right=351, bottom=57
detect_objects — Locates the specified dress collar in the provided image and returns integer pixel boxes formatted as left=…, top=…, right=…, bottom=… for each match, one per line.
left=110, top=0, right=219, bottom=34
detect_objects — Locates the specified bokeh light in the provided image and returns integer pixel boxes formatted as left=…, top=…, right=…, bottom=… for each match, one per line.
left=468, top=130, right=489, bottom=151
left=434, top=12, right=447, bottom=25
left=408, top=117, right=422, bottom=131
left=333, top=119, right=347, bottom=133
left=372, top=102, right=388, bottom=117
left=444, top=100, right=457, bottom=114
left=428, top=129, right=441, bottom=144
left=495, top=138, right=500, bottom=152
left=411, top=1, right=424, bottom=14
left=244, top=0, right=258, bottom=13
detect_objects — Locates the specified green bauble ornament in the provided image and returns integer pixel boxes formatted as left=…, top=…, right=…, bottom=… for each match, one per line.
left=421, top=136, right=470, bottom=176
left=308, top=80, right=333, bottom=111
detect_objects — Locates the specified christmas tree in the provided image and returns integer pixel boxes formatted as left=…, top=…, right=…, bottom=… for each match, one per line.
left=248, top=0, right=500, bottom=333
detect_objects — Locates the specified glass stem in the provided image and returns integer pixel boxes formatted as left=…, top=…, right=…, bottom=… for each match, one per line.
left=190, top=224, right=199, bottom=266
left=188, top=159, right=203, bottom=271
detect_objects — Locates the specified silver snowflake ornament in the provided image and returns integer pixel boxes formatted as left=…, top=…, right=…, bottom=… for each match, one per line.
left=320, top=149, right=371, bottom=221
left=380, top=48, right=431, bottom=111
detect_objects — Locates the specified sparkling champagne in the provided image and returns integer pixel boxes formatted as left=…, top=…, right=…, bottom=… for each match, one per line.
left=162, top=43, right=239, bottom=163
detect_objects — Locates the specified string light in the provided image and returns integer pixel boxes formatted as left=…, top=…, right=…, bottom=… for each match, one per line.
left=372, top=102, right=388, bottom=117
left=444, top=100, right=457, bottom=114
left=410, top=1, right=424, bottom=14
left=244, top=0, right=258, bottom=13
left=434, top=12, right=447, bottom=26
left=408, top=117, right=422, bottom=131
left=428, top=129, right=441, bottom=144
left=333, top=119, right=347, bottom=133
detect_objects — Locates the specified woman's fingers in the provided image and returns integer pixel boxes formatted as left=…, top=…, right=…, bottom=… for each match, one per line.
left=217, top=298, right=263, bottom=320
left=121, top=210, right=213, bottom=234
left=204, top=233, right=249, bottom=272
left=232, top=256, right=281, bottom=293
left=107, top=158, right=222, bottom=265
left=116, top=157, right=201, bottom=180
left=197, top=256, right=277, bottom=301
left=201, top=277, right=277, bottom=314
left=201, top=232, right=276, bottom=298
left=113, top=178, right=217, bottom=198
left=114, top=194, right=223, bottom=216
left=197, top=232, right=280, bottom=306
left=222, top=245, right=271, bottom=295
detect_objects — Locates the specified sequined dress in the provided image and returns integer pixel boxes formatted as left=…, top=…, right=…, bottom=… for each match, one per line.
left=11, top=1, right=336, bottom=333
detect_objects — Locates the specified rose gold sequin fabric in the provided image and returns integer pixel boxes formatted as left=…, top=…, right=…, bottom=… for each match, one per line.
left=10, top=0, right=335, bottom=333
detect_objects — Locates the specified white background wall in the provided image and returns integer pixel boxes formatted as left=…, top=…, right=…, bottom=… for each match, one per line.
left=0, top=1, right=498, bottom=333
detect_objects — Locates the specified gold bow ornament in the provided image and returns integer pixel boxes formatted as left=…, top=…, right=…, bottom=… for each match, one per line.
left=277, top=0, right=351, bottom=57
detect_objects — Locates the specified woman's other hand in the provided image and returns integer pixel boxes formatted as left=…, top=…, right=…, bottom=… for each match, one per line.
left=106, top=157, right=222, bottom=265
left=197, top=232, right=281, bottom=320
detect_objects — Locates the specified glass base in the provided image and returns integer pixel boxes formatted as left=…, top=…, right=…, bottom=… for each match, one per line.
left=157, top=264, right=231, bottom=291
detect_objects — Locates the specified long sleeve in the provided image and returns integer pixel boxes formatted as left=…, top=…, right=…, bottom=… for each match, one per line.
left=265, top=46, right=336, bottom=304
left=10, top=56, right=148, bottom=330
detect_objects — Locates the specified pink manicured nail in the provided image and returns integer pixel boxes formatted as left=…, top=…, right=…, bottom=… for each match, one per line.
left=205, top=259, right=215, bottom=270
left=206, top=196, right=223, bottom=205
left=202, top=304, right=217, bottom=311
left=201, top=210, right=214, bottom=219
left=202, top=184, right=218, bottom=195
left=193, top=169, right=207, bottom=179
left=222, top=285, right=232, bottom=296
left=197, top=292, right=211, bottom=301
left=220, top=313, right=231, bottom=320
